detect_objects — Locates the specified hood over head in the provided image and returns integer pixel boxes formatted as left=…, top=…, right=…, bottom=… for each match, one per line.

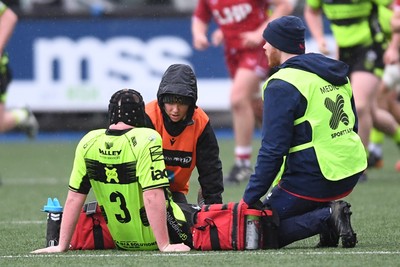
left=157, top=63, right=198, bottom=106
left=157, top=64, right=198, bottom=135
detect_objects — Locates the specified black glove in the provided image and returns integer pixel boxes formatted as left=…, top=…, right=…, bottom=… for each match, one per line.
left=248, top=199, right=264, bottom=210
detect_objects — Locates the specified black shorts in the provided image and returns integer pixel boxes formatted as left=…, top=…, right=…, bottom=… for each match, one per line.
left=339, top=43, right=385, bottom=78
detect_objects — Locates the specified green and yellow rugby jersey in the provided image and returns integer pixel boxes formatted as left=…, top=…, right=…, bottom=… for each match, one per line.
left=69, top=127, right=169, bottom=250
left=306, top=0, right=392, bottom=47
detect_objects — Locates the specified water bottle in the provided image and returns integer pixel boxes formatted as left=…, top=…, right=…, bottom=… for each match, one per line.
left=245, top=214, right=260, bottom=250
left=42, top=198, right=63, bottom=247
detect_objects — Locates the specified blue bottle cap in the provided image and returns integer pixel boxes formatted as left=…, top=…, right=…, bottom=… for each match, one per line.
left=42, top=197, right=63, bottom=213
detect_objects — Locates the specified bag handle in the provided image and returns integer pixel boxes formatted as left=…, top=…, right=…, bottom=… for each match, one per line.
left=92, top=216, right=105, bottom=249
left=202, top=217, right=221, bottom=250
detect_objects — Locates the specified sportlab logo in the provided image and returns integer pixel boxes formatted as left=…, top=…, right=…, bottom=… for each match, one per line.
left=324, top=94, right=349, bottom=130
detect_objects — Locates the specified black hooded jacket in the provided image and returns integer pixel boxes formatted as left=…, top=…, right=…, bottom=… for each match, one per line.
left=145, top=64, right=223, bottom=204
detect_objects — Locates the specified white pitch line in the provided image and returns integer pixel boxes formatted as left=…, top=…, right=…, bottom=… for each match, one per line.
left=1, top=178, right=65, bottom=185
left=0, top=220, right=44, bottom=225
left=1, top=251, right=400, bottom=259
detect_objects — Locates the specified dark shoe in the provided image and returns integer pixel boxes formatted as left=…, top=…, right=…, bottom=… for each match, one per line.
left=316, top=228, right=339, bottom=248
left=367, top=151, right=383, bottom=169
left=224, top=164, right=252, bottom=185
left=329, top=200, right=357, bottom=248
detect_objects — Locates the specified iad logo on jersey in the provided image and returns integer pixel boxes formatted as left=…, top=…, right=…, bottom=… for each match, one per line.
left=150, top=167, right=168, bottom=181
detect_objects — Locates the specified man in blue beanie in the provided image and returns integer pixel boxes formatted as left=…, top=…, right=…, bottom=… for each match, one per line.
left=242, top=16, right=366, bottom=248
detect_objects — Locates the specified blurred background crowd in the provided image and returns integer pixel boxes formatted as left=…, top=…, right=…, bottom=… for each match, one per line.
left=4, top=0, right=200, bottom=16
left=5, top=0, right=304, bottom=17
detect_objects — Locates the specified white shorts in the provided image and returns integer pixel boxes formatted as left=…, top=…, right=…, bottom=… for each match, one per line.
left=382, top=64, right=400, bottom=92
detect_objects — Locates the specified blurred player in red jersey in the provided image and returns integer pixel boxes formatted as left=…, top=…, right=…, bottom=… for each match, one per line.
left=192, top=0, right=294, bottom=184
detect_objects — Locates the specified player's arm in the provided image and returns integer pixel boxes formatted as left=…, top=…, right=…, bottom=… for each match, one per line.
left=304, top=4, right=330, bottom=55
left=192, top=16, right=210, bottom=50
left=384, top=4, right=400, bottom=64
left=143, top=188, right=169, bottom=249
left=268, top=0, right=295, bottom=22
left=384, top=32, right=400, bottom=64
left=241, top=0, right=293, bottom=48
left=392, top=6, right=400, bottom=32
left=143, top=188, right=190, bottom=252
left=0, top=7, right=17, bottom=56
left=31, top=191, right=86, bottom=253
left=139, top=130, right=190, bottom=252
left=196, top=122, right=223, bottom=204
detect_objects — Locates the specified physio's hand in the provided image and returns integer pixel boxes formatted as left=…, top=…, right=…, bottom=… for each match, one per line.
left=31, top=245, right=66, bottom=254
left=240, top=198, right=263, bottom=210
left=160, top=243, right=191, bottom=252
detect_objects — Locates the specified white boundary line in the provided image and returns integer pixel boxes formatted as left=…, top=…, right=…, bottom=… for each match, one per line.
left=1, top=178, right=64, bottom=185
left=1, top=251, right=400, bottom=259
left=0, top=221, right=44, bottom=224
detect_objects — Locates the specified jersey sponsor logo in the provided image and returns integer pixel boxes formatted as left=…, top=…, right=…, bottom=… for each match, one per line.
left=163, top=149, right=192, bottom=168
left=86, top=160, right=138, bottom=184
left=104, top=167, right=120, bottom=183
left=150, top=167, right=169, bottom=181
left=105, top=142, right=113, bottom=149
left=149, top=145, right=163, bottom=161
left=131, top=136, right=137, bottom=147
left=166, top=210, right=189, bottom=241
left=364, top=48, right=378, bottom=71
left=115, top=240, right=157, bottom=249
left=212, top=3, right=252, bottom=25
left=99, top=148, right=122, bottom=156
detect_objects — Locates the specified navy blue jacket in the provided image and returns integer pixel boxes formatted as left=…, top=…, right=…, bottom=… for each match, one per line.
left=243, top=53, right=361, bottom=205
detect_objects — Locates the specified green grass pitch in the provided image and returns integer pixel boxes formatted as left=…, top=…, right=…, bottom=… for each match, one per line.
left=1, top=134, right=399, bottom=266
